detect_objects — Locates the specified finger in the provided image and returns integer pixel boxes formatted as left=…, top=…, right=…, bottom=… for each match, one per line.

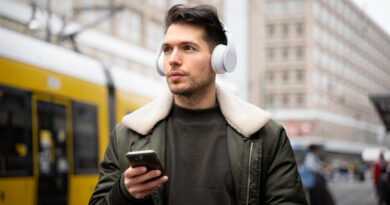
left=129, top=176, right=168, bottom=199
left=140, top=175, right=168, bottom=190
left=124, top=166, right=147, bottom=178
left=131, top=184, right=163, bottom=199
left=130, top=170, right=163, bottom=186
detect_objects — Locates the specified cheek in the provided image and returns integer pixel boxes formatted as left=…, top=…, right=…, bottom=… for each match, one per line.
left=190, top=55, right=212, bottom=72
left=163, top=56, right=169, bottom=72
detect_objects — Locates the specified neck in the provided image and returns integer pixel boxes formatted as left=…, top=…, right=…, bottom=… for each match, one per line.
left=174, top=84, right=217, bottom=109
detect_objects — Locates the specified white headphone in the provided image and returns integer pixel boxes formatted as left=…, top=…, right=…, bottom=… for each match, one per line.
left=155, top=26, right=237, bottom=76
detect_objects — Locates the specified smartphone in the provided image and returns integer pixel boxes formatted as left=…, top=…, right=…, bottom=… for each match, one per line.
left=125, top=150, right=166, bottom=176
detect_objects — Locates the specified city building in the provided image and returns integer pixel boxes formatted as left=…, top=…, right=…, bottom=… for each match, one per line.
left=249, top=0, right=390, bottom=157
left=0, top=0, right=240, bottom=98
left=3, top=0, right=388, bottom=157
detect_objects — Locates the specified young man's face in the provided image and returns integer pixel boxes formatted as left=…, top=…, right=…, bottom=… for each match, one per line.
left=162, top=23, right=215, bottom=96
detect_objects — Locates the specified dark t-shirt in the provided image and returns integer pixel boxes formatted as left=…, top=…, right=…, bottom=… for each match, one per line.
left=164, top=104, right=236, bottom=205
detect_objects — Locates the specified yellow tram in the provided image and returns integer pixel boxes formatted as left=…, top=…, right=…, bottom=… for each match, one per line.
left=0, top=27, right=164, bottom=205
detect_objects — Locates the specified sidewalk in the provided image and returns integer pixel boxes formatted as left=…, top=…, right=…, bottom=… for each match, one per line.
left=328, top=179, right=376, bottom=205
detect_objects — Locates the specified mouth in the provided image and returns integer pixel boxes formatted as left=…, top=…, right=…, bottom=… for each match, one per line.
left=168, top=71, right=186, bottom=81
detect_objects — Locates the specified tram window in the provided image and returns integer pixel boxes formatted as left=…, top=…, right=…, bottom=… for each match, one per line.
left=0, top=86, right=32, bottom=177
left=72, top=101, right=98, bottom=174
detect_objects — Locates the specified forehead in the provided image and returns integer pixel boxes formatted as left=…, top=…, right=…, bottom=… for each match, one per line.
left=164, top=24, right=206, bottom=45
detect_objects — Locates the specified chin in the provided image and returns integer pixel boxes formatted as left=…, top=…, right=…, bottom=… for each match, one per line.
left=169, top=87, right=191, bottom=95
left=168, top=84, right=192, bottom=95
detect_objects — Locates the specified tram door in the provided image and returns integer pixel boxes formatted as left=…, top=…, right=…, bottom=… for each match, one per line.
left=36, top=100, right=68, bottom=205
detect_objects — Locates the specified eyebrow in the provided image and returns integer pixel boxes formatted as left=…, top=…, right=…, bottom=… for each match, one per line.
left=162, top=41, right=200, bottom=49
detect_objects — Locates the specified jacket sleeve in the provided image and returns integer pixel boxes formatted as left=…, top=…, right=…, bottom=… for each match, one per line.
left=88, top=126, right=152, bottom=205
left=264, top=127, right=308, bottom=205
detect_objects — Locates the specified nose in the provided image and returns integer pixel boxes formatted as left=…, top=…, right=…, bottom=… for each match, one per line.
left=168, top=49, right=182, bottom=68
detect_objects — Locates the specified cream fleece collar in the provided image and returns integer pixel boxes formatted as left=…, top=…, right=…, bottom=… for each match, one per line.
left=122, top=85, right=271, bottom=138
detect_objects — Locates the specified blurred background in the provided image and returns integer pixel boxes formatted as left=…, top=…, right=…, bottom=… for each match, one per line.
left=0, top=0, right=389, bottom=204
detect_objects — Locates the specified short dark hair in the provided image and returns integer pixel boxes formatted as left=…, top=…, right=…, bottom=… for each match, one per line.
left=308, top=144, right=320, bottom=152
left=164, top=4, right=227, bottom=51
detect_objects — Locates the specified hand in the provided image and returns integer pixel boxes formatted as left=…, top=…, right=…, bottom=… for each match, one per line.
left=124, top=166, right=168, bottom=199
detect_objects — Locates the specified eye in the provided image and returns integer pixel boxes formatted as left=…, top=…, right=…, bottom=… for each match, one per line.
left=163, top=46, right=172, bottom=53
left=184, top=45, right=195, bottom=51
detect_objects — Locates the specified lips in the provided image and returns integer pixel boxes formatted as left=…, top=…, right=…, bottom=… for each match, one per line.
left=168, top=71, right=185, bottom=81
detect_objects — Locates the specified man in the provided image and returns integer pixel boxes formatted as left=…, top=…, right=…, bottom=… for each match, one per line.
left=373, top=152, right=390, bottom=205
left=89, top=4, right=307, bottom=205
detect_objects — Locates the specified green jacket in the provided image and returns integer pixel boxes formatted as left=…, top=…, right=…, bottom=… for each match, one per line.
left=89, top=85, right=308, bottom=205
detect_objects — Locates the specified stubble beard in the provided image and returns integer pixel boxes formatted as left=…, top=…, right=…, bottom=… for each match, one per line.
left=167, top=73, right=214, bottom=101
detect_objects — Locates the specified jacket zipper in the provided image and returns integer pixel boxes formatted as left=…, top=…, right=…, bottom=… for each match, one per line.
left=245, top=141, right=254, bottom=205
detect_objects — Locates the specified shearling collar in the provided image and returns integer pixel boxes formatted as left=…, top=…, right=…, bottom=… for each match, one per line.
left=122, top=84, right=271, bottom=138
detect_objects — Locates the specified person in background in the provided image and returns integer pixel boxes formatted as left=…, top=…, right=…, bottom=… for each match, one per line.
left=373, top=152, right=390, bottom=205
left=89, top=4, right=307, bottom=205
left=302, top=144, right=334, bottom=205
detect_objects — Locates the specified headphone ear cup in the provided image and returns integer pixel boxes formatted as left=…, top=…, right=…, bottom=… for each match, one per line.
left=223, top=41, right=237, bottom=73
left=155, top=49, right=165, bottom=76
left=211, top=43, right=237, bottom=74
left=211, top=26, right=237, bottom=74
left=211, top=44, right=228, bottom=74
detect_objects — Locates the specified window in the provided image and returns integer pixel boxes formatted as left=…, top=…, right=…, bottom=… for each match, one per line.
left=327, top=0, right=335, bottom=8
left=267, top=48, right=275, bottom=60
left=79, top=0, right=111, bottom=31
left=116, top=10, right=141, bottom=42
left=296, top=46, right=305, bottom=59
left=37, top=101, right=67, bottom=178
left=313, top=1, right=320, bottom=18
left=80, top=12, right=110, bottom=31
left=320, top=7, right=330, bottom=24
left=282, top=94, right=289, bottom=105
left=281, top=0, right=290, bottom=15
left=267, top=24, right=275, bottom=36
left=146, top=21, right=164, bottom=50
left=72, top=101, right=98, bottom=174
left=266, top=95, right=275, bottom=107
left=296, top=93, right=305, bottom=105
left=337, top=1, right=345, bottom=17
left=267, top=71, right=274, bottom=82
left=282, top=47, right=289, bottom=59
left=282, top=24, right=289, bottom=36
left=282, top=70, right=289, bottom=82
left=296, top=69, right=305, bottom=81
left=266, top=2, right=278, bottom=16
left=313, top=24, right=320, bottom=41
left=0, top=86, right=32, bottom=177
left=294, top=0, right=305, bottom=13
left=296, top=23, right=304, bottom=35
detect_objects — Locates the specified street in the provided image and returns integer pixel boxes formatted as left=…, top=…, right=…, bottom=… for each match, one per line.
left=328, top=179, right=377, bottom=205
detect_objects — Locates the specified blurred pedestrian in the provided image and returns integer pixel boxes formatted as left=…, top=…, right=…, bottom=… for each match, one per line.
left=373, top=152, right=390, bottom=205
left=338, top=162, right=349, bottom=182
left=300, top=144, right=335, bottom=205
left=354, top=163, right=366, bottom=182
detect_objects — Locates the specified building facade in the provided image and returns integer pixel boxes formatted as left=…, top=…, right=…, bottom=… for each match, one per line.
left=249, top=0, right=390, bottom=154
left=2, top=0, right=389, bottom=154
left=0, top=0, right=230, bottom=89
